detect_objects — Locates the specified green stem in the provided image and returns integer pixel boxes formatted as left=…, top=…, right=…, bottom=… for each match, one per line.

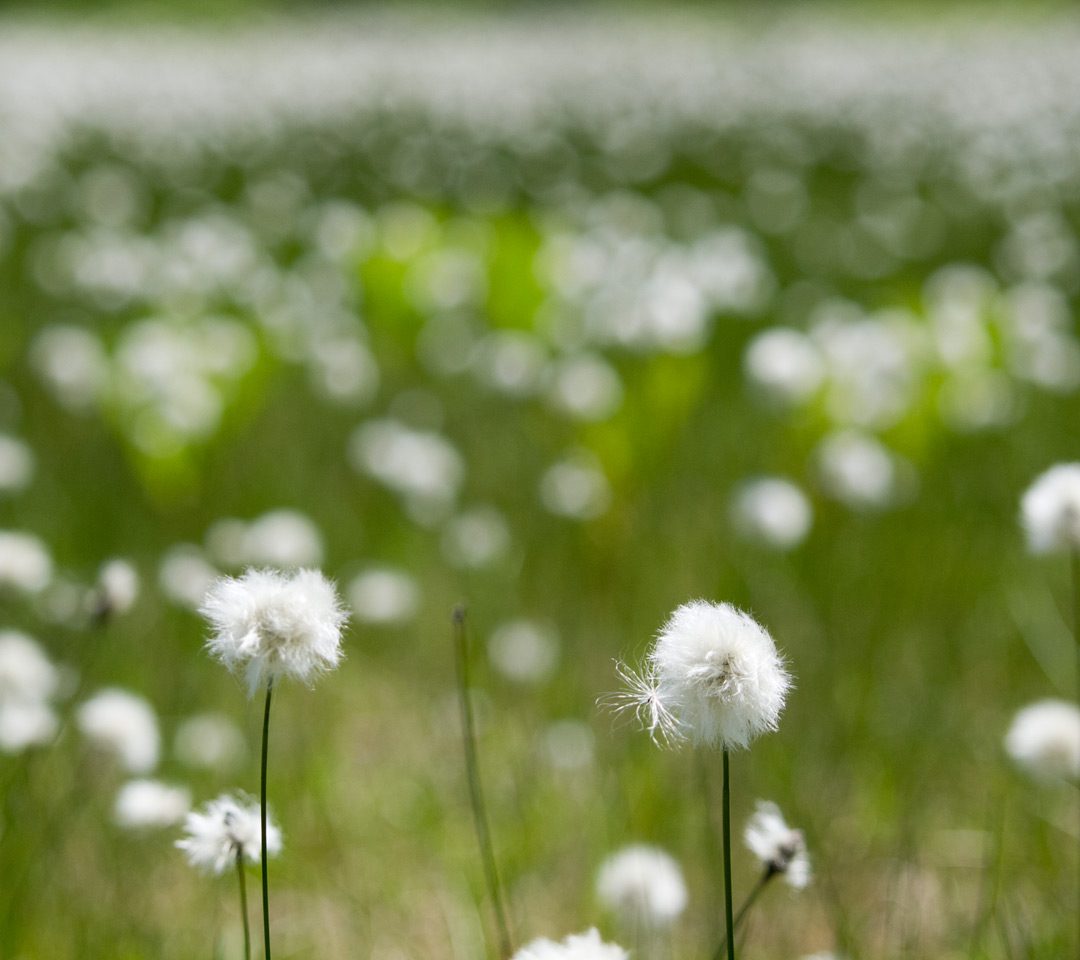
left=722, top=748, right=735, bottom=960
left=237, top=848, right=251, bottom=960
left=732, top=868, right=774, bottom=932
left=1072, top=550, right=1080, bottom=959
left=453, top=606, right=512, bottom=958
left=261, top=682, right=273, bottom=960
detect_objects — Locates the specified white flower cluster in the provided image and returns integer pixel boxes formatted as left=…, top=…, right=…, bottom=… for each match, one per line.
left=1021, top=463, right=1080, bottom=553
left=0, top=631, right=60, bottom=754
left=1005, top=699, right=1080, bottom=781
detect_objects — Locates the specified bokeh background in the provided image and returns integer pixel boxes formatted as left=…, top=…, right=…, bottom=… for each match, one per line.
left=0, top=4, right=1078, bottom=958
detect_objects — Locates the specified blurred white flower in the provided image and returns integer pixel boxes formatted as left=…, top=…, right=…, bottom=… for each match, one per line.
left=174, top=713, right=246, bottom=772
left=0, top=698, right=59, bottom=754
left=347, top=567, right=419, bottom=626
left=744, top=800, right=812, bottom=889
left=1021, top=463, right=1080, bottom=554
left=88, top=558, right=139, bottom=619
left=0, top=531, right=53, bottom=594
left=487, top=619, right=559, bottom=684
left=546, top=353, right=624, bottom=421
left=176, top=793, right=281, bottom=874
left=0, top=630, right=60, bottom=703
left=815, top=430, right=902, bottom=511
left=732, top=477, right=812, bottom=550
left=159, top=544, right=219, bottom=610
left=114, top=779, right=191, bottom=829
left=0, top=435, right=34, bottom=494
left=201, top=567, right=348, bottom=695
left=30, top=325, right=110, bottom=412
left=540, top=450, right=611, bottom=521
left=348, top=419, right=464, bottom=521
left=1004, top=699, right=1080, bottom=781
left=441, top=506, right=511, bottom=570
left=511, top=928, right=628, bottom=960
left=596, top=845, right=688, bottom=926
left=628, top=601, right=791, bottom=750
left=77, top=688, right=160, bottom=773
left=743, top=328, right=824, bottom=405
left=541, top=719, right=595, bottom=771
left=207, top=509, right=324, bottom=568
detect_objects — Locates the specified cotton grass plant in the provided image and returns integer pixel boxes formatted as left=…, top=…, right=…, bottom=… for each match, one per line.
left=200, top=567, right=347, bottom=960
left=615, top=600, right=792, bottom=960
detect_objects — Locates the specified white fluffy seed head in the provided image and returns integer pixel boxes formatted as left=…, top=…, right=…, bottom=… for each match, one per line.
left=511, top=928, right=628, bottom=960
left=176, top=793, right=281, bottom=874
left=646, top=601, right=792, bottom=750
left=1004, top=699, right=1080, bottom=781
left=596, top=845, right=688, bottom=925
left=1021, top=464, right=1080, bottom=553
left=200, top=567, right=348, bottom=696
left=77, top=688, right=160, bottom=773
left=744, top=800, right=812, bottom=889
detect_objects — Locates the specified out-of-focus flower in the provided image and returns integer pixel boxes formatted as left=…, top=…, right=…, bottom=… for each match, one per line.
left=114, top=779, right=191, bottom=829
left=87, top=558, right=139, bottom=620
left=1021, top=463, right=1080, bottom=554
left=207, top=509, right=324, bottom=569
left=539, top=450, right=611, bottom=521
left=201, top=567, right=348, bottom=695
left=1004, top=699, right=1080, bottom=781
left=0, top=532, right=53, bottom=594
left=511, top=928, right=628, bottom=960
left=176, top=793, right=281, bottom=874
left=743, top=328, right=825, bottom=405
left=732, top=478, right=813, bottom=550
left=487, top=619, right=559, bottom=684
left=744, top=800, right=812, bottom=888
left=174, top=713, right=246, bottom=772
left=347, top=568, right=419, bottom=626
left=596, top=845, right=688, bottom=925
left=158, top=544, right=219, bottom=611
left=0, top=435, right=35, bottom=494
left=77, top=688, right=160, bottom=773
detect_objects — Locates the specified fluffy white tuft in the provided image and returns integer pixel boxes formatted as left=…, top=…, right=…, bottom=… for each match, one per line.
left=596, top=844, right=688, bottom=925
left=176, top=793, right=281, bottom=874
left=744, top=800, right=812, bottom=889
left=1004, top=699, right=1080, bottom=781
left=646, top=600, right=792, bottom=750
left=1021, top=463, right=1080, bottom=553
left=200, top=567, right=348, bottom=696
left=511, top=928, right=628, bottom=960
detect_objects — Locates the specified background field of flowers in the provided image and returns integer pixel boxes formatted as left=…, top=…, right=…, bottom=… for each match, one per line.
left=0, top=7, right=1078, bottom=958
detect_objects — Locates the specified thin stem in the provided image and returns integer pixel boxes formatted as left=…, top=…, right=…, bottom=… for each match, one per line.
left=453, top=606, right=512, bottom=959
left=260, top=682, right=273, bottom=960
left=1072, top=549, right=1080, bottom=958
left=698, top=755, right=723, bottom=951
left=733, top=868, right=774, bottom=932
left=722, top=748, right=735, bottom=960
left=237, top=848, right=251, bottom=960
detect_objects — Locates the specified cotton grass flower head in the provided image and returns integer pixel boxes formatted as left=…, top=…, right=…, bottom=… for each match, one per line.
left=200, top=567, right=347, bottom=696
left=630, top=600, right=791, bottom=750
left=744, top=800, right=812, bottom=889
left=511, top=928, right=628, bottom=960
left=176, top=794, right=281, bottom=874
left=1020, top=463, right=1080, bottom=553
left=1004, top=699, right=1080, bottom=781
left=596, top=845, right=688, bottom=926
